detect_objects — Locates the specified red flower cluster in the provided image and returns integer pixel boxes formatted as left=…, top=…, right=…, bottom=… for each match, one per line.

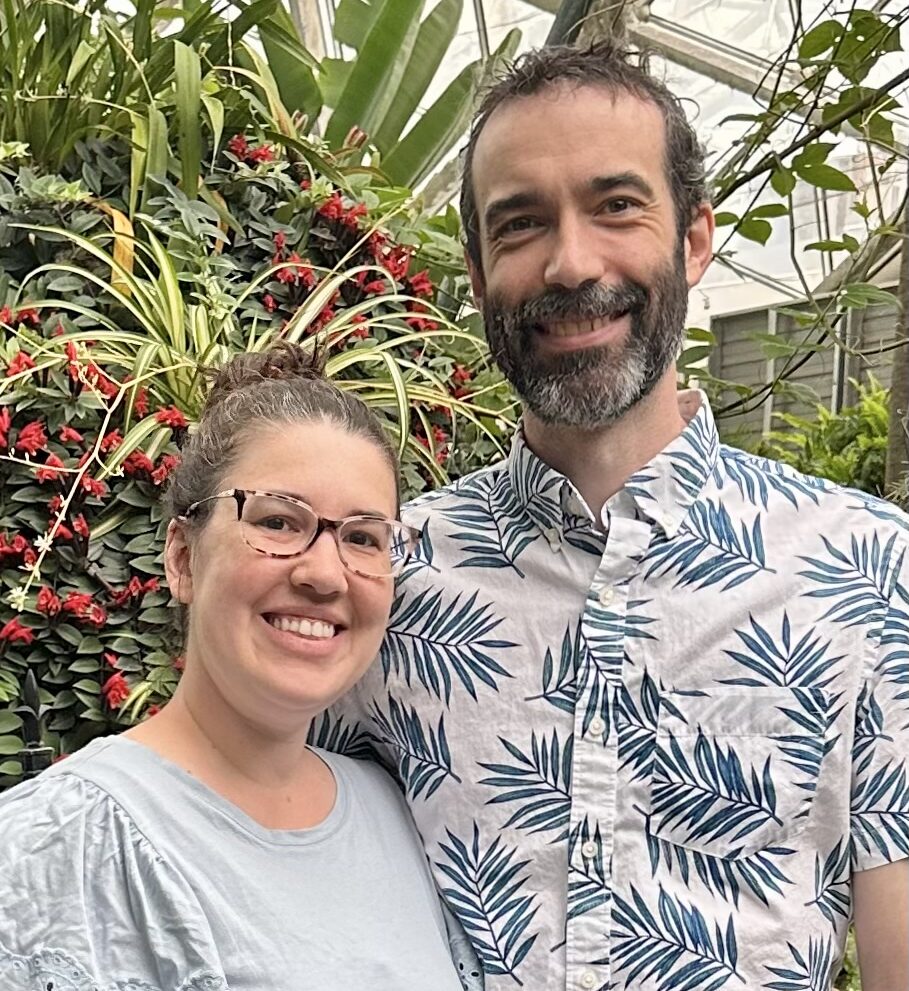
left=227, top=134, right=275, bottom=166
left=275, top=252, right=316, bottom=288
left=0, top=306, right=40, bottom=329
left=0, top=532, right=34, bottom=566
left=36, top=454, right=65, bottom=483
left=6, top=351, right=35, bottom=377
left=15, top=420, right=48, bottom=455
left=155, top=406, right=187, bottom=429
left=123, top=450, right=155, bottom=476
left=62, top=591, right=107, bottom=627
left=111, top=575, right=159, bottom=608
left=408, top=270, right=434, bottom=298
left=316, top=191, right=368, bottom=230
left=151, top=453, right=180, bottom=486
left=0, top=408, right=11, bottom=449
left=37, top=587, right=62, bottom=616
left=60, top=425, right=84, bottom=444
left=102, top=671, right=130, bottom=708
left=81, top=475, right=107, bottom=498
left=100, top=430, right=122, bottom=453
left=0, top=617, right=34, bottom=645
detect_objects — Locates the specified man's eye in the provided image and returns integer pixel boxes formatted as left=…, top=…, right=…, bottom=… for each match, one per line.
left=603, top=198, right=637, bottom=214
left=497, top=217, right=540, bottom=236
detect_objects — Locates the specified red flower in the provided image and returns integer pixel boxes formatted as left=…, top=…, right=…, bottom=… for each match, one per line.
left=145, top=704, right=161, bottom=717
left=247, top=143, right=274, bottom=164
left=452, top=364, right=472, bottom=385
left=173, top=655, right=185, bottom=671
left=383, top=246, right=412, bottom=282
left=36, top=453, right=65, bottom=483
left=16, top=307, right=40, bottom=327
left=62, top=591, right=93, bottom=615
left=0, top=306, right=11, bottom=325
left=134, top=387, right=149, bottom=418
left=23, top=548, right=37, bottom=568
left=408, top=270, right=434, bottom=298
left=0, top=407, right=11, bottom=449
left=0, top=617, right=34, bottom=645
left=155, top=406, right=187, bottom=429
left=363, top=278, right=387, bottom=296
left=81, top=475, right=107, bottom=498
left=59, top=425, right=84, bottom=444
left=50, top=520, right=74, bottom=542
left=342, top=202, right=368, bottom=229
left=37, top=587, right=62, bottom=616
left=87, top=603, right=107, bottom=627
left=6, top=351, right=36, bottom=377
left=0, top=534, right=29, bottom=560
left=102, top=672, right=130, bottom=708
left=15, top=420, right=48, bottom=455
left=47, top=495, right=63, bottom=514
left=367, top=230, right=388, bottom=258
left=317, top=191, right=345, bottom=221
left=123, top=450, right=154, bottom=475
left=73, top=514, right=89, bottom=538
left=273, top=231, right=286, bottom=253
left=227, top=134, right=249, bottom=158
left=405, top=315, right=438, bottom=333
left=151, top=453, right=180, bottom=486
left=85, top=362, right=118, bottom=398
left=262, top=293, right=277, bottom=313
left=275, top=252, right=316, bottom=288
left=99, top=430, right=122, bottom=453
left=104, top=651, right=119, bottom=668
left=299, top=179, right=311, bottom=190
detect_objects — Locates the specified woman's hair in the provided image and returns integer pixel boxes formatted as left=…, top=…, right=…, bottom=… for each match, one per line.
left=164, top=342, right=401, bottom=524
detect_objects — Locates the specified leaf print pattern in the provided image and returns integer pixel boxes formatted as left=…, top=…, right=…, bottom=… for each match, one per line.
left=436, top=823, right=539, bottom=985
left=478, top=731, right=573, bottom=841
left=720, top=614, right=843, bottom=690
left=643, top=500, right=772, bottom=591
left=381, top=588, right=515, bottom=703
left=369, top=695, right=460, bottom=800
left=611, top=886, right=743, bottom=990
left=336, top=395, right=909, bottom=990
left=763, top=936, right=836, bottom=990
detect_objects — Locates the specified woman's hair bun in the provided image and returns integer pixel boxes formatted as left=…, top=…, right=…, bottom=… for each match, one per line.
left=202, top=341, right=326, bottom=415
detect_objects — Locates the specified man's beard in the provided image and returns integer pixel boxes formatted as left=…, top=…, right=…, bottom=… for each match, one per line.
left=483, top=250, right=690, bottom=429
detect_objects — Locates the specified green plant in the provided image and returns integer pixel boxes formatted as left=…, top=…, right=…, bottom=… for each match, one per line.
left=751, top=378, right=890, bottom=497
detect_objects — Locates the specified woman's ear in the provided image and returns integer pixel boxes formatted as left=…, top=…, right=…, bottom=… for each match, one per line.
left=164, top=520, right=194, bottom=605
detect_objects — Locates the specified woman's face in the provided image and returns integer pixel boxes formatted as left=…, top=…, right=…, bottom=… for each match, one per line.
left=165, top=420, right=397, bottom=731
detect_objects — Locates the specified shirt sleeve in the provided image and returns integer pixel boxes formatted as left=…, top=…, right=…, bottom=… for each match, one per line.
left=0, top=771, right=227, bottom=991
left=850, top=555, right=909, bottom=872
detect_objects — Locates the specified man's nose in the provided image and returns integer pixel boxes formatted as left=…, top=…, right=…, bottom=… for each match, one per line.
left=289, top=529, right=349, bottom=595
left=543, top=215, right=606, bottom=289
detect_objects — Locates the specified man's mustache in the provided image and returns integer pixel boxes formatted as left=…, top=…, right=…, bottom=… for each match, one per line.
left=500, top=282, right=649, bottom=329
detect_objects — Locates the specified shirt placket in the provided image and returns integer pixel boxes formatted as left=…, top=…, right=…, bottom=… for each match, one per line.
left=565, top=510, right=654, bottom=991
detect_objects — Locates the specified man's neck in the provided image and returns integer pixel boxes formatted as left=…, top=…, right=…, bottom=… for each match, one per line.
left=522, top=373, right=691, bottom=519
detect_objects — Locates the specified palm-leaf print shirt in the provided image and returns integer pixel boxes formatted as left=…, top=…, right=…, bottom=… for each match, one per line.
left=327, top=391, right=909, bottom=991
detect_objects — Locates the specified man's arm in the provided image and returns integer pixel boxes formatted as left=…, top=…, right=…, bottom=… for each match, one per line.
left=853, top=859, right=909, bottom=991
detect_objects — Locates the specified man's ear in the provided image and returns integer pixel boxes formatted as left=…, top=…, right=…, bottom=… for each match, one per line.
left=466, top=251, right=485, bottom=311
left=683, top=203, right=715, bottom=288
left=164, top=520, right=194, bottom=605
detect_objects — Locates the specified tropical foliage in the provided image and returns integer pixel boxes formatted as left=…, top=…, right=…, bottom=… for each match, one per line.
left=0, top=0, right=520, bottom=783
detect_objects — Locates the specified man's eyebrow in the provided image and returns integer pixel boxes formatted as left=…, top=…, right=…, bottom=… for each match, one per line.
left=483, top=191, right=544, bottom=232
left=589, top=172, right=655, bottom=199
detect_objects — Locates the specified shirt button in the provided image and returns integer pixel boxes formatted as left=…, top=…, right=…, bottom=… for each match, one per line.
left=588, top=716, right=606, bottom=737
left=660, top=513, right=674, bottom=530
left=597, top=586, right=614, bottom=606
left=581, top=840, right=597, bottom=858
left=580, top=971, right=597, bottom=989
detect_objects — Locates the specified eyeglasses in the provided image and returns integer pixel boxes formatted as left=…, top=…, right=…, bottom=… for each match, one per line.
left=179, top=488, right=420, bottom=579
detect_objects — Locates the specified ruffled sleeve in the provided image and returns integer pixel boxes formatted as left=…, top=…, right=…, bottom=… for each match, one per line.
left=0, top=771, right=228, bottom=991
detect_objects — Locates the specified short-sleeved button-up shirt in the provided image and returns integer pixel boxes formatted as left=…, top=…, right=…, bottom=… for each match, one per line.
left=324, top=392, right=909, bottom=991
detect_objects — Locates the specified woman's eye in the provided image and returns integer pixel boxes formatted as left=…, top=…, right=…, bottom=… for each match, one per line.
left=344, top=528, right=383, bottom=549
left=256, top=516, right=296, bottom=532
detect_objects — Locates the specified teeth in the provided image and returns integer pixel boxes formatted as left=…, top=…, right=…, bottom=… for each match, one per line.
left=268, top=616, right=336, bottom=639
left=545, top=315, right=624, bottom=338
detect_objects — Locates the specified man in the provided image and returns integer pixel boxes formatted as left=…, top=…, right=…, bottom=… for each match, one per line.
left=329, top=43, right=909, bottom=991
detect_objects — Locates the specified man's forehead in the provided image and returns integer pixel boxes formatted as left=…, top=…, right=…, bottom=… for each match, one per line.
left=471, top=84, right=667, bottom=211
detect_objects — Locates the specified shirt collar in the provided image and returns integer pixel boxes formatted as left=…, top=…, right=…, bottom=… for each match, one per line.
left=505, top=390, right=720, bottom=539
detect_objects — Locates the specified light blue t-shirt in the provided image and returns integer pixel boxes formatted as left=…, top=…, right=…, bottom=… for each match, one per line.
left=0, top=735, right=477, bottom=991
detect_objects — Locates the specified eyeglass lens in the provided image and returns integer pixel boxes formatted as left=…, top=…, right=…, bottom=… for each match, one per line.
left=238, top=493, right=407, bottom=576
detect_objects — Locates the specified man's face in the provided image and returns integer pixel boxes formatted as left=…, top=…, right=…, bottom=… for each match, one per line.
left=469, top=84, right=712, bottom=428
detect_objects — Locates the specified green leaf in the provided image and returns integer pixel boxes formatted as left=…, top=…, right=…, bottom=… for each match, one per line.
left=0, top=760, right=22, bottom=776
left=792, top=162, right=856, bottom=193
left=770, top=168, right=796, bottom=197
left=792, top=142, right=837, bottom=167
left=324, top=0, right=425, bottom=149
left=685, top=327, right=716, bottom=344
left=805, top=240, right=851, bottom=252
left=333, top=0, right=382, bottom=48
left=713, top=212, right=738, bottom=227
left=0, top=735, right=24, bottom=756
left=383, top=28, right=521, bottom=188
left=258, top=4, right=322, bottom=121
left=838, top=284, right=895, bottom=309
left=746, top=203, right=788, bottom=220
left=174, top=40, right=202, bottom=197
left=373, top=0, right=463, bottom=152
left=798, top=20, right=843, bottom=59
left=737, top=218, right=772, bottom=245
left=0, top=712, right=23, bottom=733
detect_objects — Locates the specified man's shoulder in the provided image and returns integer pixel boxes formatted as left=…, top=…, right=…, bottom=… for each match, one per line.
left=401, top=457, right=510, bottom=526
left=716, top=442, right=909, bottom=538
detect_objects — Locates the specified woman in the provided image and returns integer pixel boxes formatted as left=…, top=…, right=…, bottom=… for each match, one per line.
left=0, top=344, right=474, bottom=990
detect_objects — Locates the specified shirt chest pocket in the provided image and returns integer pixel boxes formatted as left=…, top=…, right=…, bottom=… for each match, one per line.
left=645, top=688, right=835, bottom=859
